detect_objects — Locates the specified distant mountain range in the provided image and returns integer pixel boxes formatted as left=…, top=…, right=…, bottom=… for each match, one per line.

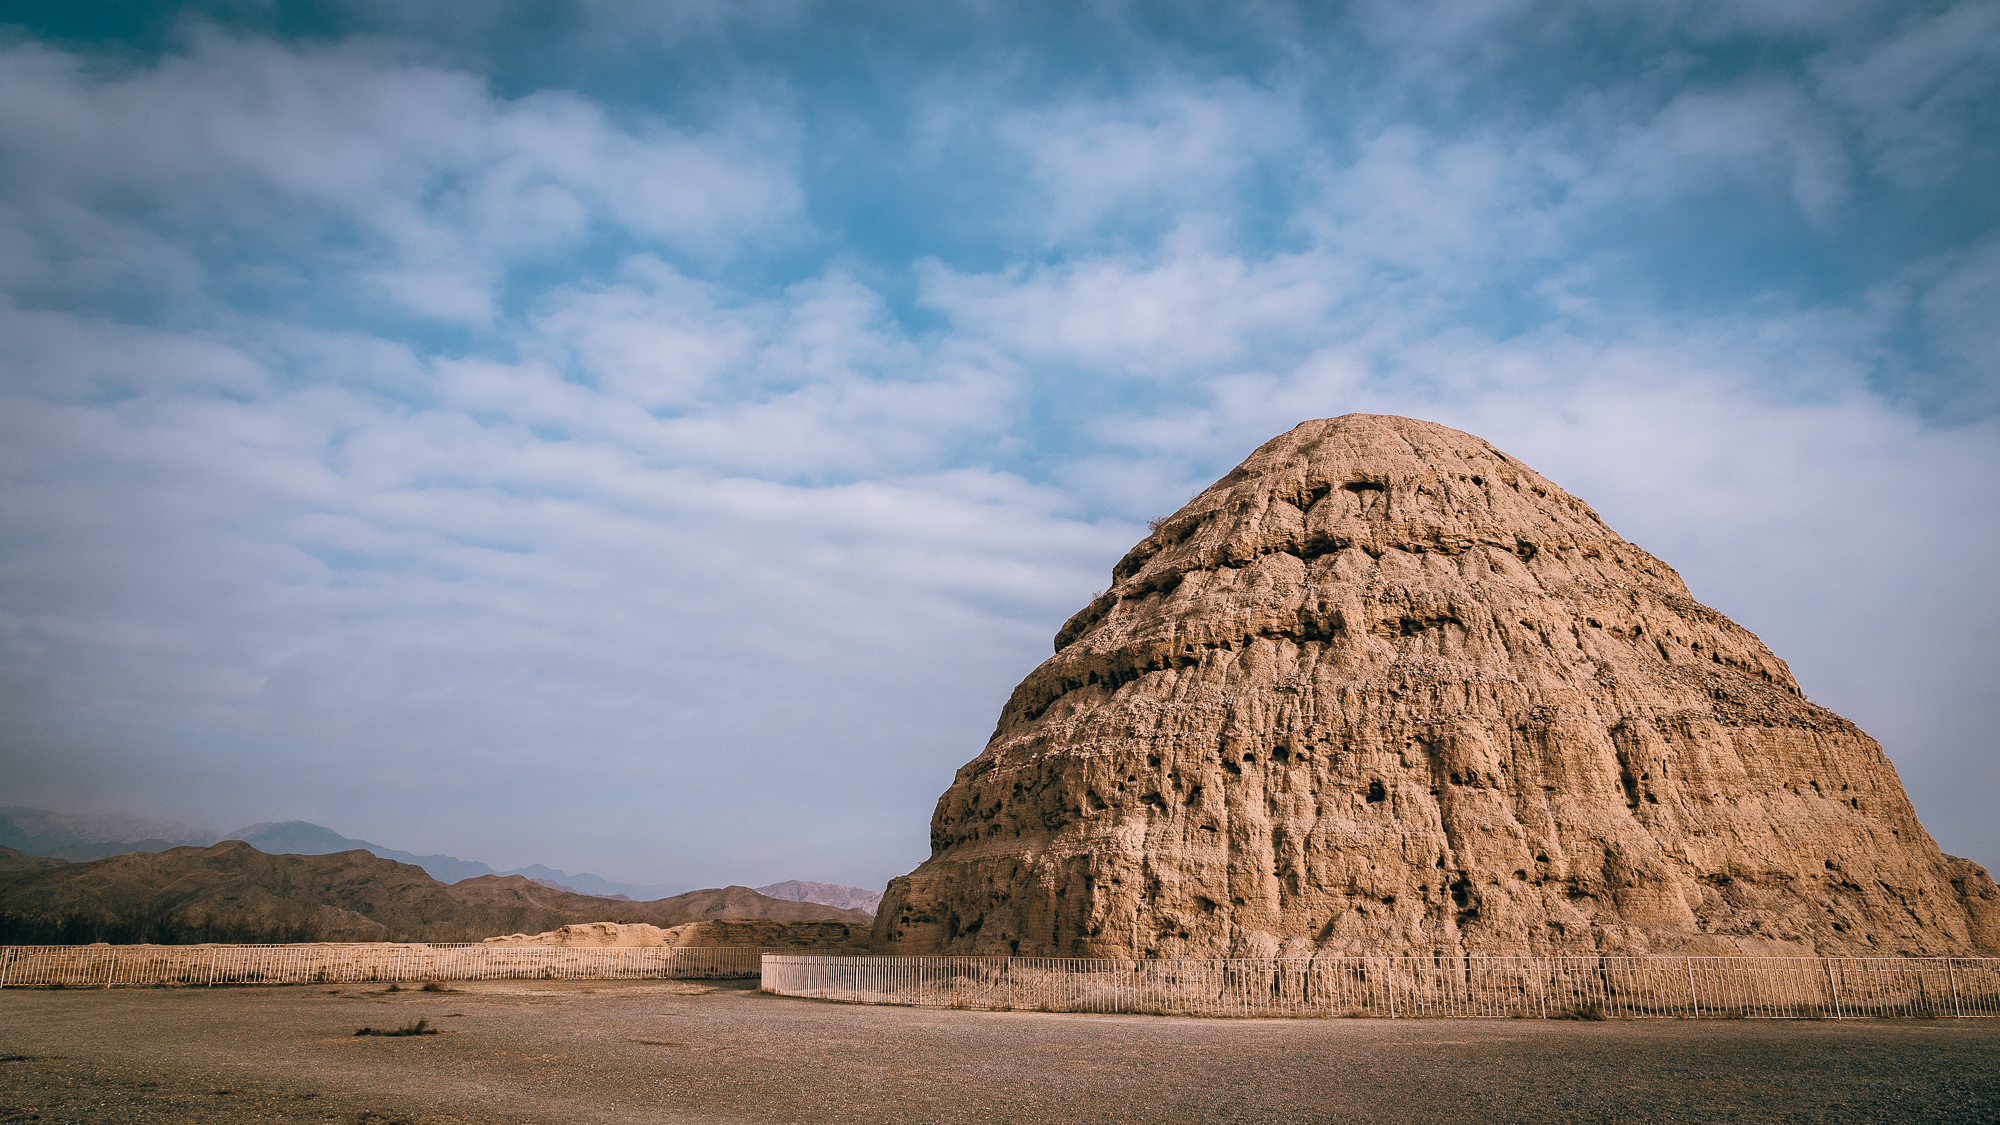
left=0, top=841, right=873, bottom=944
left=0, top=808, right=692, bottom=899
left=219, top=821, right=696, bottom=900
left=754, top=879, right=883, bottom=914
left=0, top=808, right=216, bottom=861
left=0, top=808, right=879, bottom=912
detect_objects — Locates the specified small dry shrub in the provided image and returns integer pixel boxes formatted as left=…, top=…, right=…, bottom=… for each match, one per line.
left=1554, top=1002, right=1608, bottom=1021
left=354, top=1019, right=437, bottom=1038
left=419, top=982, right=455, bottom=993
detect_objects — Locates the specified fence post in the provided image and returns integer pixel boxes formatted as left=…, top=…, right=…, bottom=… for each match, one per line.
left=1686, top=959, right=1699, bottom=1018
left=1948, top=960, right=1962, bottom=1020
left=1822, top=959, right=1842, bottom=1020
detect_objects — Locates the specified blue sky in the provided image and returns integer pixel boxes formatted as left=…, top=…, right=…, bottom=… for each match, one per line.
left=2, top=0, right=1996, bottom=889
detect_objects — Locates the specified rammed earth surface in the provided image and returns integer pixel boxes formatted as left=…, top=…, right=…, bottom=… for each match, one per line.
left=876, top=415, right=2000, bottom=959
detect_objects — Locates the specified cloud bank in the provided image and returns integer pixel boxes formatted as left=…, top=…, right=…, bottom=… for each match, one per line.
left=1, top=1, right=1995, bottom=887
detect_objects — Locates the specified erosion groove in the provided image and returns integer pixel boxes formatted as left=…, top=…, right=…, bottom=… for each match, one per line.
left=873, top=414, right=2000, bottom=960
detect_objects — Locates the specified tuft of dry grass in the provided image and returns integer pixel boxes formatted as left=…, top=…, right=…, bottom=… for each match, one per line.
left=355, top=1019, right=438, bottom=1038
left=419, top=982, right=455, bottom=993
left=1554, top=1002, right=1608, bottom=1021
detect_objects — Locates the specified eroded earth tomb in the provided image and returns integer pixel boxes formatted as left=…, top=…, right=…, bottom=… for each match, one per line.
left=872, top=415, right=2000, bottom=959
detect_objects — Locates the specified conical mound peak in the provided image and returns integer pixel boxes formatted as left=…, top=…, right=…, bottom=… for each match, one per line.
left=874, top=415, right=2000, bottom=960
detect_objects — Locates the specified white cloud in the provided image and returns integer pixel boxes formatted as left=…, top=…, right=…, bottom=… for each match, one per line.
left=997, top=81, right=1307, bottom=243
left=0, top=288, right=1120, bottom=882
left=1814, top=0, right=2000, bottom=187
left=1587, top=81, right=1851, bottom=221
left=1916, top=240, right=2000, bottom=399
left=0, top=32, right=803, bottom=325
left=918, top=232, right=1348, bottom=379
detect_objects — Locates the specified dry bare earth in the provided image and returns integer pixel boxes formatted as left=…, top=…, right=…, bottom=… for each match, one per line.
left=1, top=981, right=1996, bottom=1124
left=0, top=842, right=869, bottom=944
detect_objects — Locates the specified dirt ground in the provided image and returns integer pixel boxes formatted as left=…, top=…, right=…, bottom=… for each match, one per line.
left=2, top=980, right=1996, bottom=1124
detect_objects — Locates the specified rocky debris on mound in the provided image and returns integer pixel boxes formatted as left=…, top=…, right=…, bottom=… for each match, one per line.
left=873, top=414, right=2000, bottom=960
left=484, top=922, right=678, bottom=946
left=0, top=843, right=870, bottom=944
left=483, top=919, right=865, bottom=950
left=754, top=880, right=884, bottom=913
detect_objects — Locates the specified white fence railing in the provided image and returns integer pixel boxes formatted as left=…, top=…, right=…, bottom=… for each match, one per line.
left=759, top=955, right=2000, bottom=1019
left=0, top=944, right=764, bottom=987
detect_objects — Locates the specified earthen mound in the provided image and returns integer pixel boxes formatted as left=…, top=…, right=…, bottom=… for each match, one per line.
left=874, top=414, right=2000, bottom=958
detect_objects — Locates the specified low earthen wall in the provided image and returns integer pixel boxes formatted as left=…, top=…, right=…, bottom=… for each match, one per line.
left=759, top=954, right=2000, bottom=1019
left=0, top=943, right=763, bottom=986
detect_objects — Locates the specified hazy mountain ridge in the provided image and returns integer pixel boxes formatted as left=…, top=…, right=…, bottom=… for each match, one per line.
left=0, top=811, right=880, bottom=908
left=0, top=845, right=70, bottom=873
left=0, top=807, right=217, bottom=861
left=0, top=810, right=692, bottom=899
left=0, top=841, right=872, bottom=944
left=754, top=880, right=883, bottom=913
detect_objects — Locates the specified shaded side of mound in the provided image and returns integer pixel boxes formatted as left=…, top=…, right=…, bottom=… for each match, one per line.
left=0, top=842, right=868, bottom=944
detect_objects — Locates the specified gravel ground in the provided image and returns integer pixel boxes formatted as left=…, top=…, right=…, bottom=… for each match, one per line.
left=2, top=979, right=1996, bottom=1124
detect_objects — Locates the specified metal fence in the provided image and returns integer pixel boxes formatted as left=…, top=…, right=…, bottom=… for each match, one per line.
left=0, top=944, right=764, bottom=987
left=760, top=954, right=2000, bottom=1020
